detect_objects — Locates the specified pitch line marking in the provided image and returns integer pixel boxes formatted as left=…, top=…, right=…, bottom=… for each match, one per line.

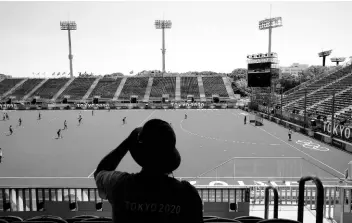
left=180, top=119, right=280, bottom=146
left=87, top=110, right=156, bottom=178
left=257, top=126, right=344, bottom=177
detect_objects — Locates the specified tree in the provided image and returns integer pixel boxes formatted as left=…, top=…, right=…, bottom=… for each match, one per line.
left=279, top=73, right=300, bottom=92
left=228, top=68, right=247, bottom=81
left=305, top=65, right=329, bottom=78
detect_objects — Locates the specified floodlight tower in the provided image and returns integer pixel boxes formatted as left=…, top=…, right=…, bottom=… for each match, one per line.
left=318, top=50, right=332, bottom=67
left=259, top=17, right=282, bottom=55
left=60, top=21, right=77, bottom=78
left=155, top=20, right=172, bottom=75
left=331, top=57, right=346, bottom=66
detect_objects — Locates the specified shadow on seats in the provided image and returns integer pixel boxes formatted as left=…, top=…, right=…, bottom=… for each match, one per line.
left=203, top=216, right=221, bottom=220
left=71, top=216, right=98, bottom=220
left=20, top=221, right=55, bottom=223
left=234, top=216, right=263, bottom=223
left=257, top=219, right=300, bottom=223
left=0, top=216, right=23, bottom=223
left=26, top=215, right=67, bottom=223
left=204, top=217, right=240, bottom=222
left=81, top=217, right=112, bottom=222
left=65, top=216, right=98, bottom=223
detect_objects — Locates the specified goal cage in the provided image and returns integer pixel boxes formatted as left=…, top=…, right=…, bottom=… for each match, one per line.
left=249, top=113, right=263, bottom=126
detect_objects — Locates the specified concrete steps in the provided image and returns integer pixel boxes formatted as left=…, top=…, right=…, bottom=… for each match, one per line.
left=1, top=78, right=28, bottom=99
left=175, top=76, right=181, bottom=101
left=222, top=76, right=235, bottom=101
left=113, top=77, right=127, bottom=101
left=143, top=77, right=154, bottom=102
left=197, top=76, right=206, bottom=102
left=51, top=78, right=75, bottom=102
left=82, top=77, right=102, bottom=101
left=23, top=78, right=49, bottom=101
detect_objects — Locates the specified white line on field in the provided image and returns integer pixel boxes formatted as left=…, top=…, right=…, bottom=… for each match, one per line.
left=257, top=126, right=344, bottom=177
left=87, top=171, right=95, bottom=178
left=87, top=110, right=156, bottom=178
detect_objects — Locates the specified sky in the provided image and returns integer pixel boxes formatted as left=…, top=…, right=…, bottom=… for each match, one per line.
left=1, top=1, right=352, bottom=77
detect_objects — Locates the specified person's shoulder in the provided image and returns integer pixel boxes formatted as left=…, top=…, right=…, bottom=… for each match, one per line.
left=174, top=180, right=200, bottom=198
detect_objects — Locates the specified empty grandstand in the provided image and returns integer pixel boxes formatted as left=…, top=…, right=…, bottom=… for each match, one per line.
left=57, top=78, right=96, bottom=101
left=8, top=78, right=44, bottom=100
left=88, top=77, right=123, bottom=100
left=202, top=76, right=229, bottom=99
left=149, top=76, right=176, bottom=101
left=0, top=78, right=24, bottom=98
left=31, top=78, right=70, bottom=100
left=118, top=77, right=149, bottom=101
left=180, top=76, right=201, bottom=100
left=282, top=64, right=352, bottom=108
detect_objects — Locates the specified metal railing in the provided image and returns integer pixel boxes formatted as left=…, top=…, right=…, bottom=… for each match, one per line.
left=2, top=184, right=352, bottom=222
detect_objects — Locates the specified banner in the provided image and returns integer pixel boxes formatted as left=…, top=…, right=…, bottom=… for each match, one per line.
left=322, top=122, right=352, bottom=141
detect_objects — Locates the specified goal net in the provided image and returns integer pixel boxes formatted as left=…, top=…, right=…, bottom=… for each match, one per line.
left=249, top=113, right=263, bottom=126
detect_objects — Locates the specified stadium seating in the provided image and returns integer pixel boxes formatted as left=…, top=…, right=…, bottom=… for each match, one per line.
left=0, top=216, right=23, bottom=223
left=58, top=78, right=96, bottom=101
left=282, top=64, right=352, bottom=107
left=88, top=78, right=122, bottom=100
left=0, top=79, right=24, bottom=97
left=118, top=77, right=149, bottom=100
left=180, top=76, right=200, bottom=100
left=234, top=216, right=263, bottom=223
left=285, top=70, right=352, bottom=113
left=80, top=218, right=111, bottom=222
left=149, top=77, right=176, bottom=100
left=9, top=79, right=44, bottom=100
left=257, top=220, right=300, bottom=223
left=70, top=216, right=97, bottom=220
left=202, top=76, right=229, bottom=98
left=308, top=86, right=352, bottom=120
left=31, top=79, right=70, bottom=100
left=203, top=217, right=240, bottom=222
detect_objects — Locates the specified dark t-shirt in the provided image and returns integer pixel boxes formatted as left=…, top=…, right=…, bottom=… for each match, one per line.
left=95, top=170, right=203, bottom=223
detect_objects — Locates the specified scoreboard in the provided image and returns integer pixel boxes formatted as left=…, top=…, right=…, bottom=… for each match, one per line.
left=247, top=53, right=279, bottom=87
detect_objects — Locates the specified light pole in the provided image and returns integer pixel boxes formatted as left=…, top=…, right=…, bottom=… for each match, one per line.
left=331, top=57, right=346, bottom=66
left=60, top=21, right=77, bottom=78
left=318, top=50, right=332, bottom=67
left=259, top=17, right=282, bottom=55
left=155, top=20, right=172, bottom=75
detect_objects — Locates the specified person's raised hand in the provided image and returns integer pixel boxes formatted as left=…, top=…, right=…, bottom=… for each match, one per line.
left=127, top=127, right=142, bottom=146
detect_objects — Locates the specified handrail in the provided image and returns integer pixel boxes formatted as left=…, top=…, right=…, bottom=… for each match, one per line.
left=297, top=176, right=324, bottom=223
left=264, top=186, right=279, bottom=219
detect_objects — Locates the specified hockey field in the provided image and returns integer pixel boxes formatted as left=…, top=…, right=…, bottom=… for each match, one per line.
left=0, top=109, right=351, bottom=188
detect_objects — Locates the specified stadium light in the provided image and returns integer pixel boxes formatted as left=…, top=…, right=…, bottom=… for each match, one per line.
left=259, top=17, right=282, bottom=54
left=318, top=50, right=332, bottom=67
left=155, top=20, right=172, bottom=75
left=60, top=21, right=77, bottom=78
left=331, top=57, right=346, bottom=66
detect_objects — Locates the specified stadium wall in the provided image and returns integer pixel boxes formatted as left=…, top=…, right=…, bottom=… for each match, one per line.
left=0, top=102, right=237, bottom=110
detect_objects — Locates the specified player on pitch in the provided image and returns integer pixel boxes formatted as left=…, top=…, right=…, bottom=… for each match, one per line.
left=288, top=128, right=293, bottom=141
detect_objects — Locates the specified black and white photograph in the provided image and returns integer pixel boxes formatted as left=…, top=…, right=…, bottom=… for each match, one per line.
left=1, top=0, right=352, bottom=222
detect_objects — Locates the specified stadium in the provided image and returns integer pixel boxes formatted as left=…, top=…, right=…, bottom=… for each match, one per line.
left=1, top=1, right=352, bottom=223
